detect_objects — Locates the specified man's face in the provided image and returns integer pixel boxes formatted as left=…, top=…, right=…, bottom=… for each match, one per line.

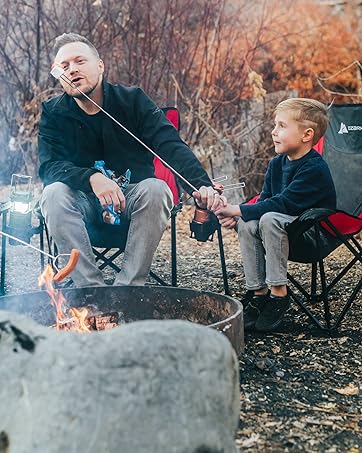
left=271, top=111, right=309, bottom=157
left=53, top=42, right=104, bottom=98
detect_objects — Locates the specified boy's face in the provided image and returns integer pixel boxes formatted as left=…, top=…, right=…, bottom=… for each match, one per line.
left=53, top=42, right=104, bottom=98
left=272, top=111, right=312, bottom=158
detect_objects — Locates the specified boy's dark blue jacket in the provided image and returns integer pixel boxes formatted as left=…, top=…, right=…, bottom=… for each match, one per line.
left=38, top=80, right=212, bottom=194
left=239, top=150, right=336, bottom=221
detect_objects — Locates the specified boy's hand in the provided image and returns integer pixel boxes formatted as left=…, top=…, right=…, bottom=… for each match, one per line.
left=218, top=215, right=238, bottom=229
left=213, top=203, right=241, bottom=229
left=90, top=172, right=126, bottom=212
left=193, top=186, right=226, bottom=211
left=214, top=203, right=241, bottom=218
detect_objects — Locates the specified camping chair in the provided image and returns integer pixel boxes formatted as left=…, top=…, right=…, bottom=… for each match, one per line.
left=42, top=107, right=230, bottom=293
left=285, top=104, right=362, bottom=331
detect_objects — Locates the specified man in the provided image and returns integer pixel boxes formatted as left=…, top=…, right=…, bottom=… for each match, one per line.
left=39, top=33, right=221, bottom=287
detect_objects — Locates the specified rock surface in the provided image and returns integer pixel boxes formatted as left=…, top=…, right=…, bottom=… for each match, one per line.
left=0, top=312, right=240, bottom=453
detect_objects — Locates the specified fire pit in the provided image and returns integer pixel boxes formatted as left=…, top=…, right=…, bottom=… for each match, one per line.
left=0, top=285, right=244, bottom=354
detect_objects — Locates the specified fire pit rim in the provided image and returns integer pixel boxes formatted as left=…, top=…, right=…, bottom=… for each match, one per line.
left=0, top=284, right=243, bottom=312
left=0, top=285, right=244, bottom=354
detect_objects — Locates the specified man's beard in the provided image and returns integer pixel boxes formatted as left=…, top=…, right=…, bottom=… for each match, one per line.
left=67, top=82, right=97, bottom=99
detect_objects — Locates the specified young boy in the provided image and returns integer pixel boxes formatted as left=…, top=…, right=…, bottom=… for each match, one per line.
left=214, top=98, right=336, bottom=332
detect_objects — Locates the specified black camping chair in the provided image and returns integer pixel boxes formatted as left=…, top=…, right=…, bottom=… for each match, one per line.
left=285, top=104, right=362, bottom=331
left=42, top=107, right=230, bottom=293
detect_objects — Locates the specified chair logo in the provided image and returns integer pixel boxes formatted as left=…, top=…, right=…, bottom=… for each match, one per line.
left=338, top=122, right=348, bottom=134
left=338, top=121, right=362, bottom=134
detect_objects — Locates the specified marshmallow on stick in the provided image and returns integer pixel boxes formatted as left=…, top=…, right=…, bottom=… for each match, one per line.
left=50, top=65, right=65, bottom=80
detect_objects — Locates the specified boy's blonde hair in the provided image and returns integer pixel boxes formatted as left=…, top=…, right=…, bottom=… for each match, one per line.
left=274, top=98, right=328, bottom=145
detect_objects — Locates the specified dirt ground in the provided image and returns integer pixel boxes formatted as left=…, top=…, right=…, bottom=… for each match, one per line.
left=0, top=195, right=361, bottom=452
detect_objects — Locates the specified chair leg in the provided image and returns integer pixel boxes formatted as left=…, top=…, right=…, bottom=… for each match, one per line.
left=149, top=270, right=169, bottom=286
left=288, top=271, right=313, bottom=301
left=326, top=255, right=360, bottom=293
left=217, top=227, right=230, bottom=295
left=288, top=262, right=331, bottom=331
left=288, top=247, right=361, bottom=332
left=171, top=212, right=177, bottom=287
left=0, top=210, right=8, bottom=296
left=310, top=262, right=318, bottom=303
left=288, top=286, right=328, bottom=330
left=93, top=248, right=123, bottom=272
left=52, top=243, right=58, bottom=271
left=149, top=208, right=178, bottom=287
left=39, top=220, right=45, bottom=271
left=44, top=222, right=55, bottom=266
left=318, top=260, right=332, bottom=329
left=332, top=277, right=362, bottom=330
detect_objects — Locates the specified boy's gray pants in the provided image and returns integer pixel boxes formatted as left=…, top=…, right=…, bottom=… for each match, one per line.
left=237, top=212, right=297, bottom=290
left=40, top=179, right=173, bottom=287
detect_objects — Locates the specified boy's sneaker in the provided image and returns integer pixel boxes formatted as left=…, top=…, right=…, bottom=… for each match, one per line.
left=255, top=294, right=290, bottom=332
left=242, top=290, right=270, bottom=331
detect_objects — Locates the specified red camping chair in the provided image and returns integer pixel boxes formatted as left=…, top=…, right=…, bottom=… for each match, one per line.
left=246, top=104, right=362, bottom=331
left=153, top=107, right=180, bottom=205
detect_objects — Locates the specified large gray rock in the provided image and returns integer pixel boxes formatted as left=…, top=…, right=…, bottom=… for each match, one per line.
left=0, top=312, right=240, bottom=453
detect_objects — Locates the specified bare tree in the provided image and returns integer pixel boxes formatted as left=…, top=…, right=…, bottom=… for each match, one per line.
left=0, top=0, right=359, bottom=193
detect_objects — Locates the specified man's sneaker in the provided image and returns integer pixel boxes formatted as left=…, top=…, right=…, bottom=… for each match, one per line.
left=242, top=291, right=270, bottom=331
left=255, top=294, right=290, bottom=332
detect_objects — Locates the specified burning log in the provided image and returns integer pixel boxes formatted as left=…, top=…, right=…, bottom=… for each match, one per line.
left=87, top=311, right=119, bottom=331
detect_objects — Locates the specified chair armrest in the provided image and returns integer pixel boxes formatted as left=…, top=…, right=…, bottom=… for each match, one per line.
left=286, top=208, right=336, bottom=239
left=295, top=208, right=336, bottom=223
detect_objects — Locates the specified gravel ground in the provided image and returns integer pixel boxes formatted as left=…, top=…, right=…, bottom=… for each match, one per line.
left=1, top=191, right=361, bottom=452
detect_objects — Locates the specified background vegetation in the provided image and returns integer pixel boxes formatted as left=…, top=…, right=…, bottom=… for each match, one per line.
left=0, top=0, right=360, bottom=196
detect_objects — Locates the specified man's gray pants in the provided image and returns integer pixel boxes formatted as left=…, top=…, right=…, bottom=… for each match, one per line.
left=237, top=212, right=297, bottom=290
left=40, top=179, right=173, bottom=287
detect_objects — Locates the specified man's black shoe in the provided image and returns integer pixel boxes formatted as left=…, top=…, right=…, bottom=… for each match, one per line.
left=242, top=290, right=270, bottom=331
left=255, top=294, right=290, bottom=332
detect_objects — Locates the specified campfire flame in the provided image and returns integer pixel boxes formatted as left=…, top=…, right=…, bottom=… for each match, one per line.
left=38, top=264, right=91, bottom=332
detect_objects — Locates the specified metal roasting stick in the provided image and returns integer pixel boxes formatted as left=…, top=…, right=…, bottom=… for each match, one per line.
left=212, top=177, right=246, bottom=190
left=222, top=183, right=246, bottom=191
left=212, top=176, right=228, bottom=182
left=0, top=230, right=75, bottom=273
left=182, top=182, right=245, bottom=204
left=212, top=177, right=246, bottom=193
left=51, top=67, right=199, bottom=193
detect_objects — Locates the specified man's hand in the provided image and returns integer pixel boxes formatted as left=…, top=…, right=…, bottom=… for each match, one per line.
left=192, top=185, right=226, bottom=211
left=90, top=173, right=126, bottom=212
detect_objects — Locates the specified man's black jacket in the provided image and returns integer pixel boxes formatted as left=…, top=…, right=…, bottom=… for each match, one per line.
left=38, top=80, right=212, bottom=193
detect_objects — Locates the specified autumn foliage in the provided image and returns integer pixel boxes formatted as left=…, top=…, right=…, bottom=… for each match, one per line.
left=0, top=0, right=360, bottom=184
